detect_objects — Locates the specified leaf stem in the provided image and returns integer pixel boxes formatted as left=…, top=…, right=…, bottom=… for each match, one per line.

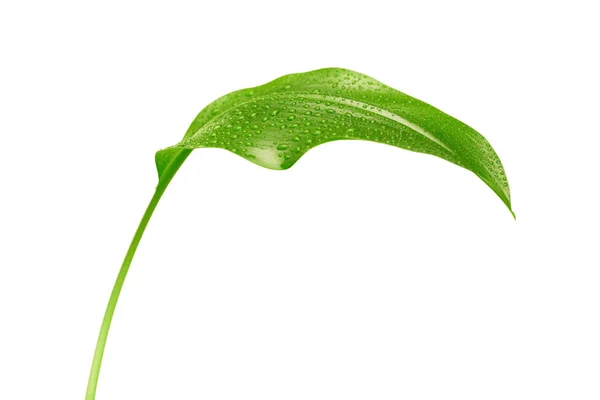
left=85, top=149, right=191, bottom=400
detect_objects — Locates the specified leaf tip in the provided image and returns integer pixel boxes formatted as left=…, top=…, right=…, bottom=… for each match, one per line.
left=501, top=196, right=516, bottom=220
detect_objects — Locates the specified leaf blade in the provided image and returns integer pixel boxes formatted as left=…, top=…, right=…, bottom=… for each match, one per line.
left=157, top=68, right=513, bottom=215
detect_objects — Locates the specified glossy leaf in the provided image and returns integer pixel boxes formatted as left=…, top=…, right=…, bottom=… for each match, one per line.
left=157, top=67, right=513, bottom=215
left=87, top=67, right=515, bottom=400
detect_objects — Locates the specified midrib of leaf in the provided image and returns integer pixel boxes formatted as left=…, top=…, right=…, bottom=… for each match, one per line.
left=178, top=91, right=455, bottom=154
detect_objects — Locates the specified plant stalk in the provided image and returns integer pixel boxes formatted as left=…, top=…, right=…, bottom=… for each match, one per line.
left=85, top=149, right=191, bottom=400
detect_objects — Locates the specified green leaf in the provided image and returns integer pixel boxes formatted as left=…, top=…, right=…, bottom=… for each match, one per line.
left=87, top=67, right=515, bottom=400
left=157, top=68, right=513, bottom=216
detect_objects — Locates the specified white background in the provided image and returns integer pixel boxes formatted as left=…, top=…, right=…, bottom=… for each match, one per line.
left=1, top=1, right=599, bottom=399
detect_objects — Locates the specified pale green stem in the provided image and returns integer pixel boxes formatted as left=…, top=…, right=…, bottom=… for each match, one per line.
left=85, top=149, right=191, bottom=400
